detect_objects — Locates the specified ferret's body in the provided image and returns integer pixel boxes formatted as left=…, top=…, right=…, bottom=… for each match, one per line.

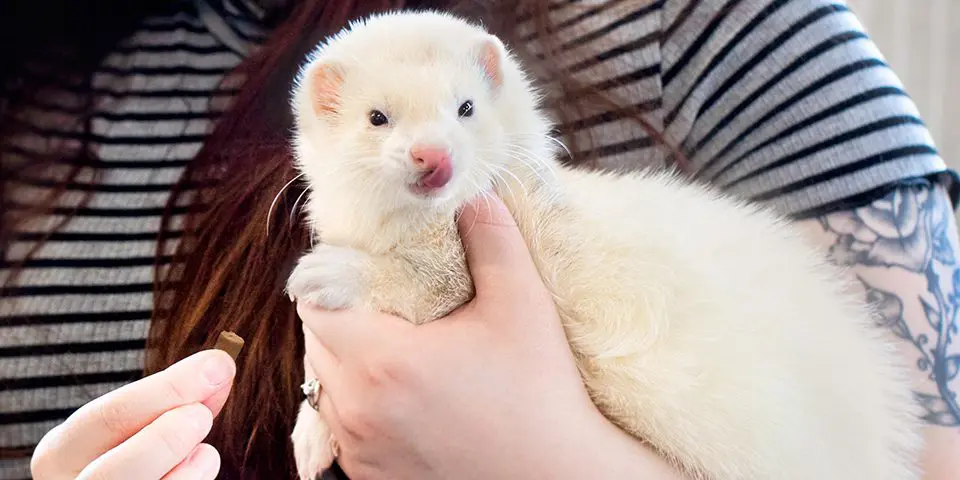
left=286, top=10, right=922, bottom=480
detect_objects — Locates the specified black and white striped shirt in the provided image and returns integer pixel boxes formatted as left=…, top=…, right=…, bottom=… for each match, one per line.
left=1, top=0, right=955, bottom=478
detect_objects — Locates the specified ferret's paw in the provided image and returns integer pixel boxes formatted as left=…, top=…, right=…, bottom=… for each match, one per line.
left=291, top=400, right=337, bottom=480
left=286, top=244, right=370, bottom=309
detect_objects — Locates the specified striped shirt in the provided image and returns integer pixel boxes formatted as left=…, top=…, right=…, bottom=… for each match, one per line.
left=1, top=0, right=955, bottom=478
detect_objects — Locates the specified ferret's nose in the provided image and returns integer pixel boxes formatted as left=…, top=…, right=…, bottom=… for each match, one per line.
left=411, top=145, right=450, bottom=170
left=410, top=145, right=453, bottom=190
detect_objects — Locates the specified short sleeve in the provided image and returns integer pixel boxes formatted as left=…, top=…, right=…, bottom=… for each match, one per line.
left=658, top=0, right=959, bottom=218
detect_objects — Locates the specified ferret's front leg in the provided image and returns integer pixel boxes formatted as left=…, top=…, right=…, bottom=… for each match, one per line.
left=290, top=399, right=337, bottom=480
left=286, top=240, right=470, bottom=478
left=286, top=239, right=471, bottom=323
left=286, top=243, right=376, bottom=310
left=286, top=243, right=379, bottom=479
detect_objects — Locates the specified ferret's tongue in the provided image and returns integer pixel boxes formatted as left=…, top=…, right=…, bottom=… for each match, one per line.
left=419, top=162, right=453, bottom=189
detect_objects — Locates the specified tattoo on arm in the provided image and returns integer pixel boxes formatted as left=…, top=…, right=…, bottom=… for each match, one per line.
left=815, top=182, right=960, bottom=427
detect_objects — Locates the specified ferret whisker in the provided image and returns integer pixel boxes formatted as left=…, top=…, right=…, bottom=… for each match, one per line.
left=485, top=163, right=526, bottom=203
left=459, top=177, right=486, bottom=238
left=475, top=163, right=504, bottom=194
left=504, top=141, right=556, bottom=171
left=493, top=171, right=521, bottom=210
left=483, top=165, right=538, bottom=238
left=498, top=150, right=553, bottom=188
left=476, top=144, right=556, bottom=188
left=474, top=144, right=554, bottom=193
left=521, top=132, right=573, bottom=160
left=520, top=152, right=559, bottom=185
left=481, top=189, right=493, bottom=227
left=289, top=186, right=311, bottom=225
left=266, top=172, right=305, bottom=237
left=500, top=142, right=558, bottom=180
left=549, top=136, right=573, bottom=160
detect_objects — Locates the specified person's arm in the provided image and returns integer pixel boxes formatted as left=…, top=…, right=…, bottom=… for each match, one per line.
left=656, top=0, right=960, bottom=473
left=794, top=180, right=960, bottom=478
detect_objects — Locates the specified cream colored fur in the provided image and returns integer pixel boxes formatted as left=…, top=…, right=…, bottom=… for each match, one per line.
left=285, top=10, right=923, bottom=480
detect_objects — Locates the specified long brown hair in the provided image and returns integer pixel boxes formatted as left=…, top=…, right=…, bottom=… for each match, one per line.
left=2, top=0, right=679, bottom=476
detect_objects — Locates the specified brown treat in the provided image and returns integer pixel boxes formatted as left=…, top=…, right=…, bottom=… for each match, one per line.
left=214, top=331, right=244, bottom=360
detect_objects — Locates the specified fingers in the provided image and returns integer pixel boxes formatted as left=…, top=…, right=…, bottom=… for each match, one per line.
left=456, top=194, right=545, bottom=301
left=35, top=349, right=235, bottom=476
left=297, top=302, right=410, bottom=361
left=303, top=324, right=342, bottom=395
left=160, top=444, right=221, bottom=480
left=200, top=383, right=233, bottom=423
left=318, top=392, right=348, bottom=452
left=76, top=403, right=214, bottom=480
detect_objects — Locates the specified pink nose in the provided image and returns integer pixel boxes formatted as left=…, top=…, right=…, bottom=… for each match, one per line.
left=410, top=145, right=453, bottom=190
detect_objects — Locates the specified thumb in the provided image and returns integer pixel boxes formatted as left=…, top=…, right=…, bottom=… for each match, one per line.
left=457, top=194, right=543, bottom=300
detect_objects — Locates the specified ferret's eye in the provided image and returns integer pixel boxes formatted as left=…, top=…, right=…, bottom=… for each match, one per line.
left=458, top=100, right=474, bottom=118
left=369, top=110, right=389, bottom=126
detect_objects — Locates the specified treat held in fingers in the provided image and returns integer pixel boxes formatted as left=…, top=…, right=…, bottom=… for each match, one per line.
left=213, top=331, right=245, bottom=361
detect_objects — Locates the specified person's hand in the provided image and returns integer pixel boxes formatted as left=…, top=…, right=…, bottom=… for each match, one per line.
left=298, top=194, right=683, bottom=480
left=31, top=349, right=236, bottom=480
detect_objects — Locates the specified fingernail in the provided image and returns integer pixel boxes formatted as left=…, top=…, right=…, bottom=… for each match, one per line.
left=201, top=454, right=221, bottom=478
left=202, top=354, right=234, bottom=387
left=186, top=444, right=220, bottom=478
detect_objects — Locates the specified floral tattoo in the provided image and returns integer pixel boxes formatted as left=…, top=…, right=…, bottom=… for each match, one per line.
left=817, top=181, right=960, bottom=427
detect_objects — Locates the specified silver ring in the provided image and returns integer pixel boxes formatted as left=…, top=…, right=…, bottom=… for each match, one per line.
left=301, top=378, right=322, bottom=411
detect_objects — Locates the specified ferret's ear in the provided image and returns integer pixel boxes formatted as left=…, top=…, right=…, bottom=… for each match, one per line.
left=305, top=61, right=345, bottom=116
left=474, top=35, right=505, bottom=90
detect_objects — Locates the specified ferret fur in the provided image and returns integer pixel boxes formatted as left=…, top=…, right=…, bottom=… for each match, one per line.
left=285, top=10, right=923, bottom=480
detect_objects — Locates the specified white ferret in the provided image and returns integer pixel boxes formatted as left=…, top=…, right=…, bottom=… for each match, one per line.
left=284, top=10, right=923, bottom=480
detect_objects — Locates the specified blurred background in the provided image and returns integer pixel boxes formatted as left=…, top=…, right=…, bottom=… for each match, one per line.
left=846, top=0, right=958, bottom=168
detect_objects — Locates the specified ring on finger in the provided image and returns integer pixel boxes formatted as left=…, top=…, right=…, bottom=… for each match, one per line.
left=300, top=378, right=322, bottom=411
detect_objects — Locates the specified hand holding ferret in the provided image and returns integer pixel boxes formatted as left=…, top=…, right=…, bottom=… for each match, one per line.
left=294, top=195, right=681, bottom=480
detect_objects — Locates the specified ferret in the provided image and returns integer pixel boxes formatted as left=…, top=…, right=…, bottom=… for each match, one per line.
left=284, top=10, right=923, bottom=480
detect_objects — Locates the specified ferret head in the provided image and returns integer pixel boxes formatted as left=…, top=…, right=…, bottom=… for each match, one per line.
left=291, top=10, right=553, bottom=241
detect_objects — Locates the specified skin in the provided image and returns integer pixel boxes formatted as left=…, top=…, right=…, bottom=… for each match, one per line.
left=298, top=194, right=685, bottom=480
left=30, top=349, right=235, bottom=480
left=796, top=182, right=960, bottom=479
